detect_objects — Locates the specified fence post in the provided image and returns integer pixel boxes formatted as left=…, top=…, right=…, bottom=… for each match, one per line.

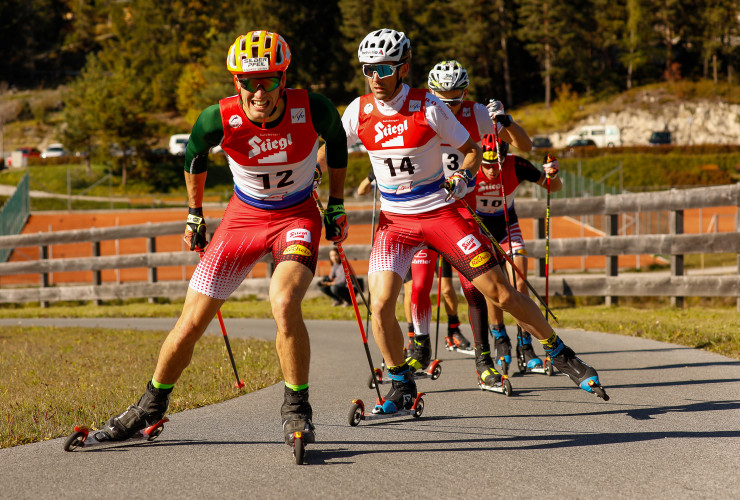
left=670, top=209, right=684, bottom=308
left=92, top=241, right=102, bottom=306
left=147, top=236, right=157, bottom=304
left=536, top=217, right=546, bottom=278
left=605, top=214, right=618, bottom=306
left=40, top=245, right=49, bottom=308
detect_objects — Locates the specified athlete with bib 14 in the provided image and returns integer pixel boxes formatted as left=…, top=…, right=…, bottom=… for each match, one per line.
left=342, top=28, right=607, bottom=414
left=84, top=30, right=349, bottom=449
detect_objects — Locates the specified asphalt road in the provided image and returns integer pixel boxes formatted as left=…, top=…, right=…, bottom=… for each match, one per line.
left=1, top=317, right=739, bottom=499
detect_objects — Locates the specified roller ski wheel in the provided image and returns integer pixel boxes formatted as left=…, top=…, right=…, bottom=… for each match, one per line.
left=478, top=375, right=513, bottom=397
left=62, top=418, right=169, bottom=451
left=444, top=336, right=475, bottom=356
left=367, top=367, right=383, bottom=389
left=292, top=432, right=306, bottom=465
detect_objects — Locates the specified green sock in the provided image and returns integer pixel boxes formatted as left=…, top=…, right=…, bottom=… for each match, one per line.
left=151, top=378, right=174, bottom=390
left=285, top=382, right=309, bottom=392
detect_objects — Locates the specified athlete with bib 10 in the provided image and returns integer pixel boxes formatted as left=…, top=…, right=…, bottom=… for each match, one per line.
left=83, top=31, right=349, bottom=450
left=342, top=29, right=607, bottom=414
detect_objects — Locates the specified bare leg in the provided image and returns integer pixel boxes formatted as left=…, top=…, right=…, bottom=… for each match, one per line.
left=369, top=270, right=405, bottom=366
left=270, top=260, right=313, bottom=386
left=153, top=287, right=225, bottom=385
left=440, top=276, right=458, bottom=316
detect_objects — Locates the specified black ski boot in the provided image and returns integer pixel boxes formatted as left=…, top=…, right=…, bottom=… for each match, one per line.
left=475, top=346, right=503, bottom=388
left=95, top=381, right=171, bottom=441
left=545, top=334, right=609, bottom=400
left=517, top=330, right=544, bottom=371
left=490, top=324, right=511, bottom=375
left=406, top=335, right=432, bottom=372
left=373, top=364, right=418, bottom=414
left=281, top=386, right=315, bottom=446
left=445, top=320, right=471, bottom=350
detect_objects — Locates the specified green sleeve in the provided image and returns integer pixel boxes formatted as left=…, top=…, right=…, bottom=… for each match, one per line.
left=308, top=92, right=348, bottom=169
left=184, top=104, right=224, bottom=174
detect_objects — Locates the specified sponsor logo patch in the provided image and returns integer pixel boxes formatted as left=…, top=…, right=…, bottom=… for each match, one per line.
left=363, top=103, right=374, bottom=114
left=283, top=244, right=312, bottom=257
left=457, top=234, right=482, bottom=255
left=229, top=115, right=243, bottom=128
left=287, top=229, right=311, bottom=243
left=470, top=251, right=491, bottom=268
left=409, top=100, right=421, bottom=112
left=241, top=57, right=270, bottom=72
left=291, top=108, right=306, bottom=124
left=462, top=107, right=471, bottom=117
left=248, top=133, right=293, bottom=163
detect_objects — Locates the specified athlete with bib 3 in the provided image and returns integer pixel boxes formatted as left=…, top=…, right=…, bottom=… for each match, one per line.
left=343, top=29, right=608, bottom=412
left=84, top=31, right=349, bottom=453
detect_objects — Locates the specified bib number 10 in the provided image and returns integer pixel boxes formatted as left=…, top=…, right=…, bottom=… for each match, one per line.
left=384, top=157, right=416, bottom=177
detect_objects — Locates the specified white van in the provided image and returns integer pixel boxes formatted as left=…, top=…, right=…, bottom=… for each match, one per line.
left=168, top=134, right=190, bottom=155
left=566, top=125, right=621, bottom=148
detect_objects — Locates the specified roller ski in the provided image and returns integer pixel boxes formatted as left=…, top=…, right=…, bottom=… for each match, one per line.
left=444, top=325, right=474, bottom=356
left=475, top=346, right=512, bottom=396
left=545, top=335, right=610, bottom=401
left=490, top=324, right=512, bottom=375
left=516, top=330, right=554, bottom=376
left=368, top=335, right=441, bottom=388
left=350, top=365, right=425, bottom=425
left=281, top=387, right=315, bottom=465
left=64, top=381, right=171, bottom=451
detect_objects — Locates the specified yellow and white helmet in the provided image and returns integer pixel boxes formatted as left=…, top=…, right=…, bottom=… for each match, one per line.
left=226, top=30, right=291, bottom=76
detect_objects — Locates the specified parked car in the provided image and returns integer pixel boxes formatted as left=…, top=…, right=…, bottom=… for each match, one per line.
left=348, top=141, right=367, bottom=154
left=565, top=124, right=621, bottom=147
left=649, top=131, right=671, bottom=146
left=531, top=135, right=553, bottom=150
left=169, top=134, right=190, bottom=155
left=566, top=138, right=597, bottom=148
left=41, top=143, right=68, bottom=158
left=6, top=147, right=41, bottom=167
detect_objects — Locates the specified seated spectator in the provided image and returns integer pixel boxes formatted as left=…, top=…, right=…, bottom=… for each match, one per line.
left=318, top=248, right=352, bottom=306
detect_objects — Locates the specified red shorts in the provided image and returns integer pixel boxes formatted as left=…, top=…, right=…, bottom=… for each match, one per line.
left=189, top=195, right=322, bottom=299
left=369, top=203, right=498, bottom=283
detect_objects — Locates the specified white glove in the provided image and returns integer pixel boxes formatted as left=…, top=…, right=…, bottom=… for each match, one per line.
left=443, top=170, right=473, bottom=201
left=543, top=155, right=559, bottom=178
left=487, top=99, right=512, bottom=127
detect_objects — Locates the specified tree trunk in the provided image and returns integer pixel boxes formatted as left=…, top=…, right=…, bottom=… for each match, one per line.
left=498, top=2, right=513, bottom=105
left=713, top=53, right=718, bottom=84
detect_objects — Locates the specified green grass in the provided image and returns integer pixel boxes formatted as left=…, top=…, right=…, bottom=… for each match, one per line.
left=0, top=326, right=281, bottom=449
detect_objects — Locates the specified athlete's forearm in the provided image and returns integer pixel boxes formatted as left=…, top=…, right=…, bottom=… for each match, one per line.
left=499, top=122, right=532, bottom=152
left=185, top=171, right=207, bottom=208
left=328, top=166, right=347, bottom=200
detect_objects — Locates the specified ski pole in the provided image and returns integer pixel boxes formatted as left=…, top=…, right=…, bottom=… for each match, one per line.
left=433, top=255, right=442, bottom=360
left=365, top=180, right=378, bottom=334
left=544, top=154, right=553, bottom=321
left=197, top=251, right=245, bottom=390
left=312, top=190, right=383, bottom=402
left=457, top=198, right=559, bottom=323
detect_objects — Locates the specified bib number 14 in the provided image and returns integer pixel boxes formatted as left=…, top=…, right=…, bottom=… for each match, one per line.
left=384, top=157, right=415, bottom=177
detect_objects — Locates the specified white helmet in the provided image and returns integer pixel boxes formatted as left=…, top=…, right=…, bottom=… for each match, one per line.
left=428, top=60, right=469, bottom=91
left=358, top=29, right=411, bottom=64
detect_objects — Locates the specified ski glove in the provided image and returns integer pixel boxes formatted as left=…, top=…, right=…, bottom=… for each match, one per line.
left=486, top=99, right=512, bottom=127
left=184, top=207, right=207, bottom=251
left=324, top=197, right=348, bottom=243
left=443, top=169, right=473, bottom=201
left=543, top=154, right=560, bottom=178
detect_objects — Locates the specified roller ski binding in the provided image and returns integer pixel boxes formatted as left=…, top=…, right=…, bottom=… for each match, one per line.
left=546, top=336, right=609, bottom=401
left=64, top=381, right=171, bottom=451
left=444, top=324, right=474, bottom=356
left=516, top=330, right=553, bottom=376
left=369, top=335, right=441, bottom=388
left=350, top=366, right=425, bottom=425
left=475, top=346, right=512, bottom=396
left=490, top=325, right=512, bottom=375
left=281, top=387, right=315, bottom=465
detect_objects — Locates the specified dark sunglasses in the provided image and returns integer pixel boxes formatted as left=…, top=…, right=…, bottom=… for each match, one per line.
left=362, top=63, right=404, bottom=79
left=238, top=76, right=281, bottom=92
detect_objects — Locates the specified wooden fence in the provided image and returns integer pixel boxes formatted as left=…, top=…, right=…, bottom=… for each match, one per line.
left=0, top=184, right=738, bottom=309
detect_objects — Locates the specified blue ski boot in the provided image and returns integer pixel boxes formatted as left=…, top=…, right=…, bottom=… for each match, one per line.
left=490, top=324, right=511, bottom=375
left=517, top=330, right=544, bottom=372
left=373, top=364, right=418, bottom=414
left=543, top=334, right=609, bottom=400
